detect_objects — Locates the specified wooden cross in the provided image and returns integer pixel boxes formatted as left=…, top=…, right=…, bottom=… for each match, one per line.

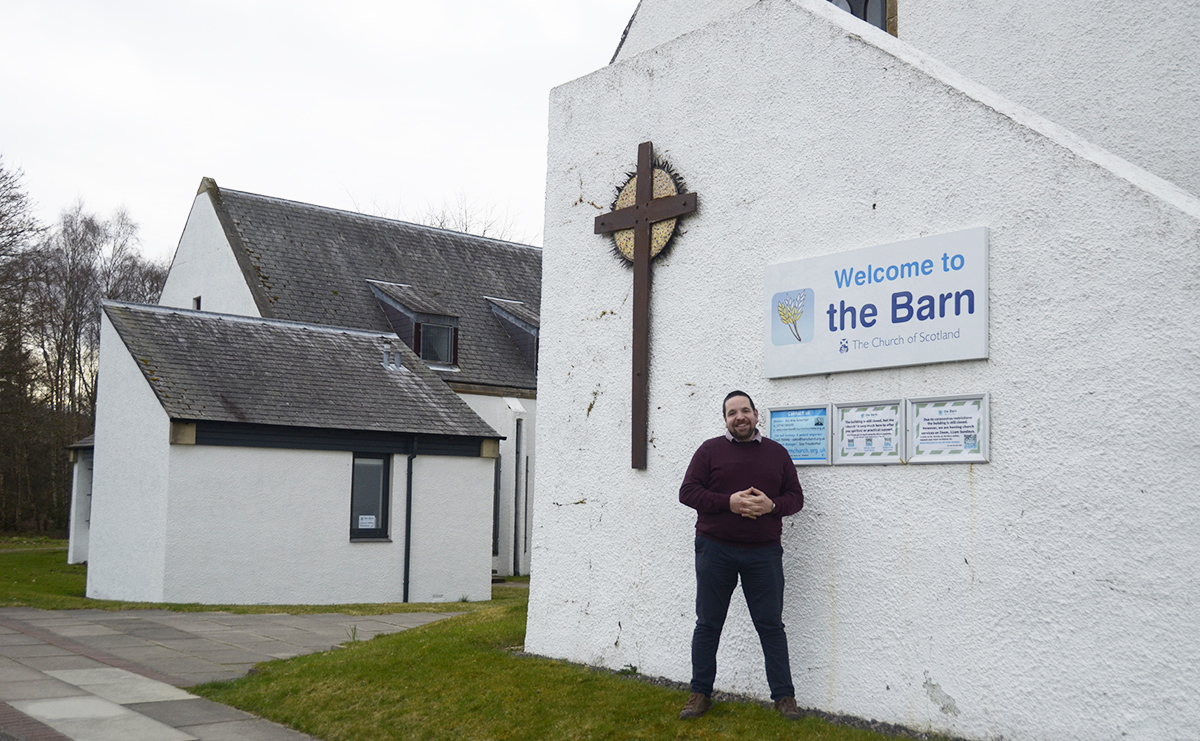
left=594, top=141, right=698, bottom=469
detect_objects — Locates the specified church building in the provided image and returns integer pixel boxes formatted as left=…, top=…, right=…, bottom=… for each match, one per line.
left=526, top=1, right=1199, bottom=740
left=70, top=178, right=541, bottom=603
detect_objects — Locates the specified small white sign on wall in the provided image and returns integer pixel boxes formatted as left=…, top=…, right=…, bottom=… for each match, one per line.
left=833, top=400, right=904, bottom=464
left=907, top=394, right=989, bottom=463
left=765, top=228, right=989, bottom=377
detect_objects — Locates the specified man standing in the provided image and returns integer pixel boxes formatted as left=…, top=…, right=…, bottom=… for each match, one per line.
left=678, top=390, right=805, bottom=721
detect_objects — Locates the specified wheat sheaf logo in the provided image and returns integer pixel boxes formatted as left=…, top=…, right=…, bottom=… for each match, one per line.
left=771, top=288, right=813, bottom=346
left=777, top=291, right=806, bottom=342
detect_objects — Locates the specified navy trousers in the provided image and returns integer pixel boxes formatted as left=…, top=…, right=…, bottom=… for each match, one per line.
left=690, top=534, right=795, bottom=700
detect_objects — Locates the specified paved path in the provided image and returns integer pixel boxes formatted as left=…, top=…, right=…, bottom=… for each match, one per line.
left=0, top=608, right=460, bottom=741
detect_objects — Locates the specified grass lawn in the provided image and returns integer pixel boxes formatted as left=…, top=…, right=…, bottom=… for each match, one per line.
left=0, top=542, right=914, bottom=741
left=0, top=535, right=71, bottom=550
left=193, top=590, right=899, bottom=741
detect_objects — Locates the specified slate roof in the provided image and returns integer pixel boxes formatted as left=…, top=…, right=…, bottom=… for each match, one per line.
left=203, top=180, right=541, bottom=392
left=103, top=302, right=499, bottom=438
left=367, top=280, right=454, bottom=318
left=487, top=297, right=540, bottom=329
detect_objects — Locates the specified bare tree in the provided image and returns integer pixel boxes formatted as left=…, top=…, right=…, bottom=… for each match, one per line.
left=28, top=203, right=168, bottom=417
left=357, top=189, right=524, bottom=242
left=0, top=175, right=167, bottom=532
left=0, top=157, right=47, bottom=532
left=100, top=209, right=169, bottom=306
left=417, top=190, right=521, bottom=241
left=0, top=156, right=43, bottom=260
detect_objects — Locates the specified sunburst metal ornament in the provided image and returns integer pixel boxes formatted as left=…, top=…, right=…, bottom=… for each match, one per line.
left=605, top=158, right=690, bottom=263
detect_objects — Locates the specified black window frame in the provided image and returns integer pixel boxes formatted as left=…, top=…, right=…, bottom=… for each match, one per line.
left=414, top=321, right=458, bottom=366
left=350, top=453, right=391, bottom=540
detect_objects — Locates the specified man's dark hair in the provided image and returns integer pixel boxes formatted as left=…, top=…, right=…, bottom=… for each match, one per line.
left=723, top=390, right=756, bottom=414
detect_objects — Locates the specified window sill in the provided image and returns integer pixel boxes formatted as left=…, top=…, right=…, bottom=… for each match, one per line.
left=350, top=537, right=393, bottom=543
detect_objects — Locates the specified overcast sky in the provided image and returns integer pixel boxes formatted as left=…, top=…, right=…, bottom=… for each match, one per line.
left=0, top=0, right=637, bottom=261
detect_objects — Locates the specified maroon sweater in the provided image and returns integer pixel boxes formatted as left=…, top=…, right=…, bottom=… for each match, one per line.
left=679, top=435, right=804, bottom=547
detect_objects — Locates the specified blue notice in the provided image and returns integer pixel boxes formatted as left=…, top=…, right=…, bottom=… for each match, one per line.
left=770, top=407, right=829, bottom=463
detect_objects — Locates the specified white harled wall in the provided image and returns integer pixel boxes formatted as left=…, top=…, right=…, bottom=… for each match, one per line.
left=459, top=393, right=537, bottom=576
left=527, top=2, right=1200, bottom=740
left=66, top=450, right=92, bottom=565
left=86, top=316, right=172, bottom=601
left=901, top=0, right=1200, bottom=198
left=611, top=0, right=1200, bottom=198
left=612, top=0, right=754, bottom=62
left=407, top=455, right=494, bottom=603
left=158, top=191, right=260, bottom=315
left=163, top=447, right=405, bottom=604
left=161, top=447, right=493, bottom=604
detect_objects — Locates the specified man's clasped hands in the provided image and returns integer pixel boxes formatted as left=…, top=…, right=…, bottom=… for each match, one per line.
left=729, top=487, right=774, bottom=519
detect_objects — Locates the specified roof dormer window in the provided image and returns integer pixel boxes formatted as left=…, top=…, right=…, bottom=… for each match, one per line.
left=416, top=322, right=457, bottom=365
left=487, top=297, right=539, bottom=373
left=367, top=279, right=460, bottom=368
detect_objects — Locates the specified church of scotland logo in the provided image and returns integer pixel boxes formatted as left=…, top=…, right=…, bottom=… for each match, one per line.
left=771, top=288, right=814, bottom=345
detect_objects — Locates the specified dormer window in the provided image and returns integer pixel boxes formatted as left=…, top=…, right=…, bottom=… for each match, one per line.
left=416, top=322, right=457, bottom=365
left=367, top=279, right=460, bottom=368
left=487, top=297, right=539, bottom=373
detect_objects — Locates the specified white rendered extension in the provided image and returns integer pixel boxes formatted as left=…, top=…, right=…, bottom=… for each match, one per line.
left=84, top=311, right=494, bottom=605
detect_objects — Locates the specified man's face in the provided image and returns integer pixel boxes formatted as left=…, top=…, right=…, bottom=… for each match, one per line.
left=724, top=396, right=759, bottom=441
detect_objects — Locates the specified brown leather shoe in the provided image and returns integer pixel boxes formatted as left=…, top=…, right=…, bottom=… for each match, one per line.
left=774, top=696, right=802, bottom=720
left=679, top=692, right=713, bottom=719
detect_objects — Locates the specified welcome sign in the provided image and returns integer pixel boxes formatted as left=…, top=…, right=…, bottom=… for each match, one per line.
left=764, top=228, right=989, bottom=377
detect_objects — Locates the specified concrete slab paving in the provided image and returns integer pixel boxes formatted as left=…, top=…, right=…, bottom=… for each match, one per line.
left=71, top=634, right=155, bottom=649
left=38, top=670, right=127, bottom=685
left=0, top=647, right=73, bottom=660
left=45, top=627, right=118, bottom=639
left=193, top=629, right=277, bottom=646
left=139, top=641, right=214, bottom=655
left=126, top=699, right=253, bottom=730
left=97, top=646, right=185, bottom=662
left=14, top=620, right=91, bottom=630
left=0, top=608, right=461, bottom=740
left=10, top=696, right=128, bottom=722
left=142, top=623, right=224, bottom=635
left=176, top=718, right=314, bottom=741
left=17, top=657, right=108, bottom=672
left=38, top=713, right=196, bottom=741
left=128, top=657, right=222, bottom=676
left=0, top=680, right=88, bottom=702
left=44, top=669, right=195, bottom=705
left=0, top=664, right=51, bottom=683
left=184, top=650, right=274, bottom=666
left=166, top=672, right=244, bottom=686
left=9, top=697, right=196, bottom=741
left=221, top=640, right=297, bottom=656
